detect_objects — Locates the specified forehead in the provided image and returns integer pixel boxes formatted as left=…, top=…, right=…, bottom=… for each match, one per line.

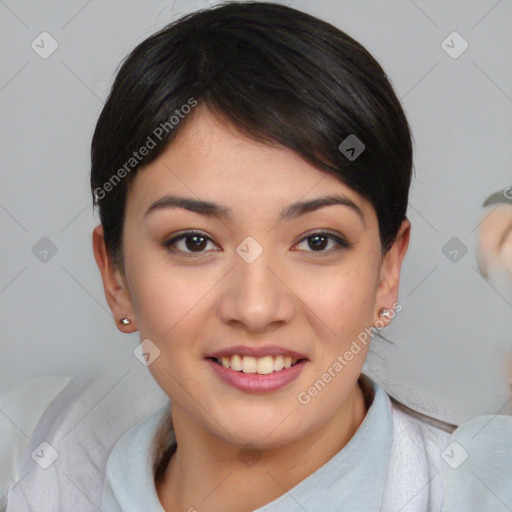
left=126, top=106, right=375, bottom=223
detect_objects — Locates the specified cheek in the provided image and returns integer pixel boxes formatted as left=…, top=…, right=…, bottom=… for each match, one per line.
left=298, top=257, right=380, bottom=341
left=127, top=262, right=216, bottom=396
left=128, top=250, right=380, bottom=345
left=129, top=262, right=215, bottom=342
left=291, top=259, right=379, bottom=416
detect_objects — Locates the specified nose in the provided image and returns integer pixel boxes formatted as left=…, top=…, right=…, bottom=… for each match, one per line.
left=217, top=247, right=295, bottom=333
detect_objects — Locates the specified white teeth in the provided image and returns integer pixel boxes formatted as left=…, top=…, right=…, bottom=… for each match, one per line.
left=230, top=354, right=242, bottom=372
left=273, top=355, right=284, bottom=371
left=241, top=356, right=258, bottom=373
left=214, top=354, right=300, bottom=374
left=257, top=356, right=274, bottom=375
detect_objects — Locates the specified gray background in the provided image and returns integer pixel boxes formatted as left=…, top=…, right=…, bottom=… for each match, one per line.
left=1, top=0, right=511, bottom=431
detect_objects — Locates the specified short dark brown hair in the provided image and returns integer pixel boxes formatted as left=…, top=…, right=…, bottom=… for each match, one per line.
left=90, top=0, right=413, bottom=271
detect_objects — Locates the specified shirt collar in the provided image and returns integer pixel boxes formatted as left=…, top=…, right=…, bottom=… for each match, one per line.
left=254, top=373, right=394, bottom=511
left=102, top=373, right=394, bottom=512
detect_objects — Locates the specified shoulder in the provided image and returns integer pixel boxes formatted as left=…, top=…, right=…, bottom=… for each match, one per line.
left=380, top=396, right=455, bottom=512
left=101, top=400, right=172, bottom=511
left=390, top=397, right=456, bottom=454
left=382, top=394, right=512, bottom=512
left=5, top=367, right=169, bottom=512
left=103, top=398, right=173, bottom=483
left=440, top=413, right=512, bottom=511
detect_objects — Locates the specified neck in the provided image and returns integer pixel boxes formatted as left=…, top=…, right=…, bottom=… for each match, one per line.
left=156, top=380, right=369, bottom=512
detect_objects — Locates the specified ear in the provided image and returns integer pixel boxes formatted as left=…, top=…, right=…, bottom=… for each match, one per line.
left=92, top=224, right=138, bottom=333
left=374, top=219, right=411, bottom=324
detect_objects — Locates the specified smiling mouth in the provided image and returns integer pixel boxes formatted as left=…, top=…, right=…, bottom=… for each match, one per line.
left=207, top=355, right=306, bottom=375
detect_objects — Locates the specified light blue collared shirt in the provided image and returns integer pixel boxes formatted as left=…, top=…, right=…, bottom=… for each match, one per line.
left=101, top=375, right=394, bottom=511
left=101, top=374, right=512, bottom=512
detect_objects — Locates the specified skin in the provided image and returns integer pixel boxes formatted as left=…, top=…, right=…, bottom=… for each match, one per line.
left=93, top=105, right=410, bottom=512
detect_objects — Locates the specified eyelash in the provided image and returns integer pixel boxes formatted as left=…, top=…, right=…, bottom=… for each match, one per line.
left=162, top=230, right=352, bottom=257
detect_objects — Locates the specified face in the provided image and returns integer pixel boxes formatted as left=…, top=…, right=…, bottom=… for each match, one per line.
left=93, top=105, right=409, bottom=449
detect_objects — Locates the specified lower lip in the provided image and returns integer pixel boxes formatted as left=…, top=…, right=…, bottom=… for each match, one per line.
left=206, top=358, right=308, bottom=393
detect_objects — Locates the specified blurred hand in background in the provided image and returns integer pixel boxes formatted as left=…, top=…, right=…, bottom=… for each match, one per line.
left=477, top=187, right=512, bottom=398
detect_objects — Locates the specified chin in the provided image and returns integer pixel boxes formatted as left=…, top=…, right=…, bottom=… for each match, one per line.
left=209, top=407, right=303, bottom=446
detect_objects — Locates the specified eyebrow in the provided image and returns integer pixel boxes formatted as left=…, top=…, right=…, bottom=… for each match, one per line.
left=144, top=194, right=366, bottom=225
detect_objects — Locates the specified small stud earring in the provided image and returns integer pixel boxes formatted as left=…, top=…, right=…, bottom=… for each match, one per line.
left=378, top=308, right=391, bottom=318
left=120, top=318, right=131, bottom=325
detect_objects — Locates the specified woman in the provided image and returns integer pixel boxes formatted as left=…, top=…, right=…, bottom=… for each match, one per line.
left=91, top=0, right=416, bottom=508
left=6, top=2, right=511, bottom=511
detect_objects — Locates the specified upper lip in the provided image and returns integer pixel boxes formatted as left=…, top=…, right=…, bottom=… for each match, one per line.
left=207, top=345, right=308, bottom=360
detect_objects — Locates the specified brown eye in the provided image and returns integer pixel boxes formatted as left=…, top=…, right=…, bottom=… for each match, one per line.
left=163, top=231, right=218, bottom=256
left=294, top=231, right=351, bottom=254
